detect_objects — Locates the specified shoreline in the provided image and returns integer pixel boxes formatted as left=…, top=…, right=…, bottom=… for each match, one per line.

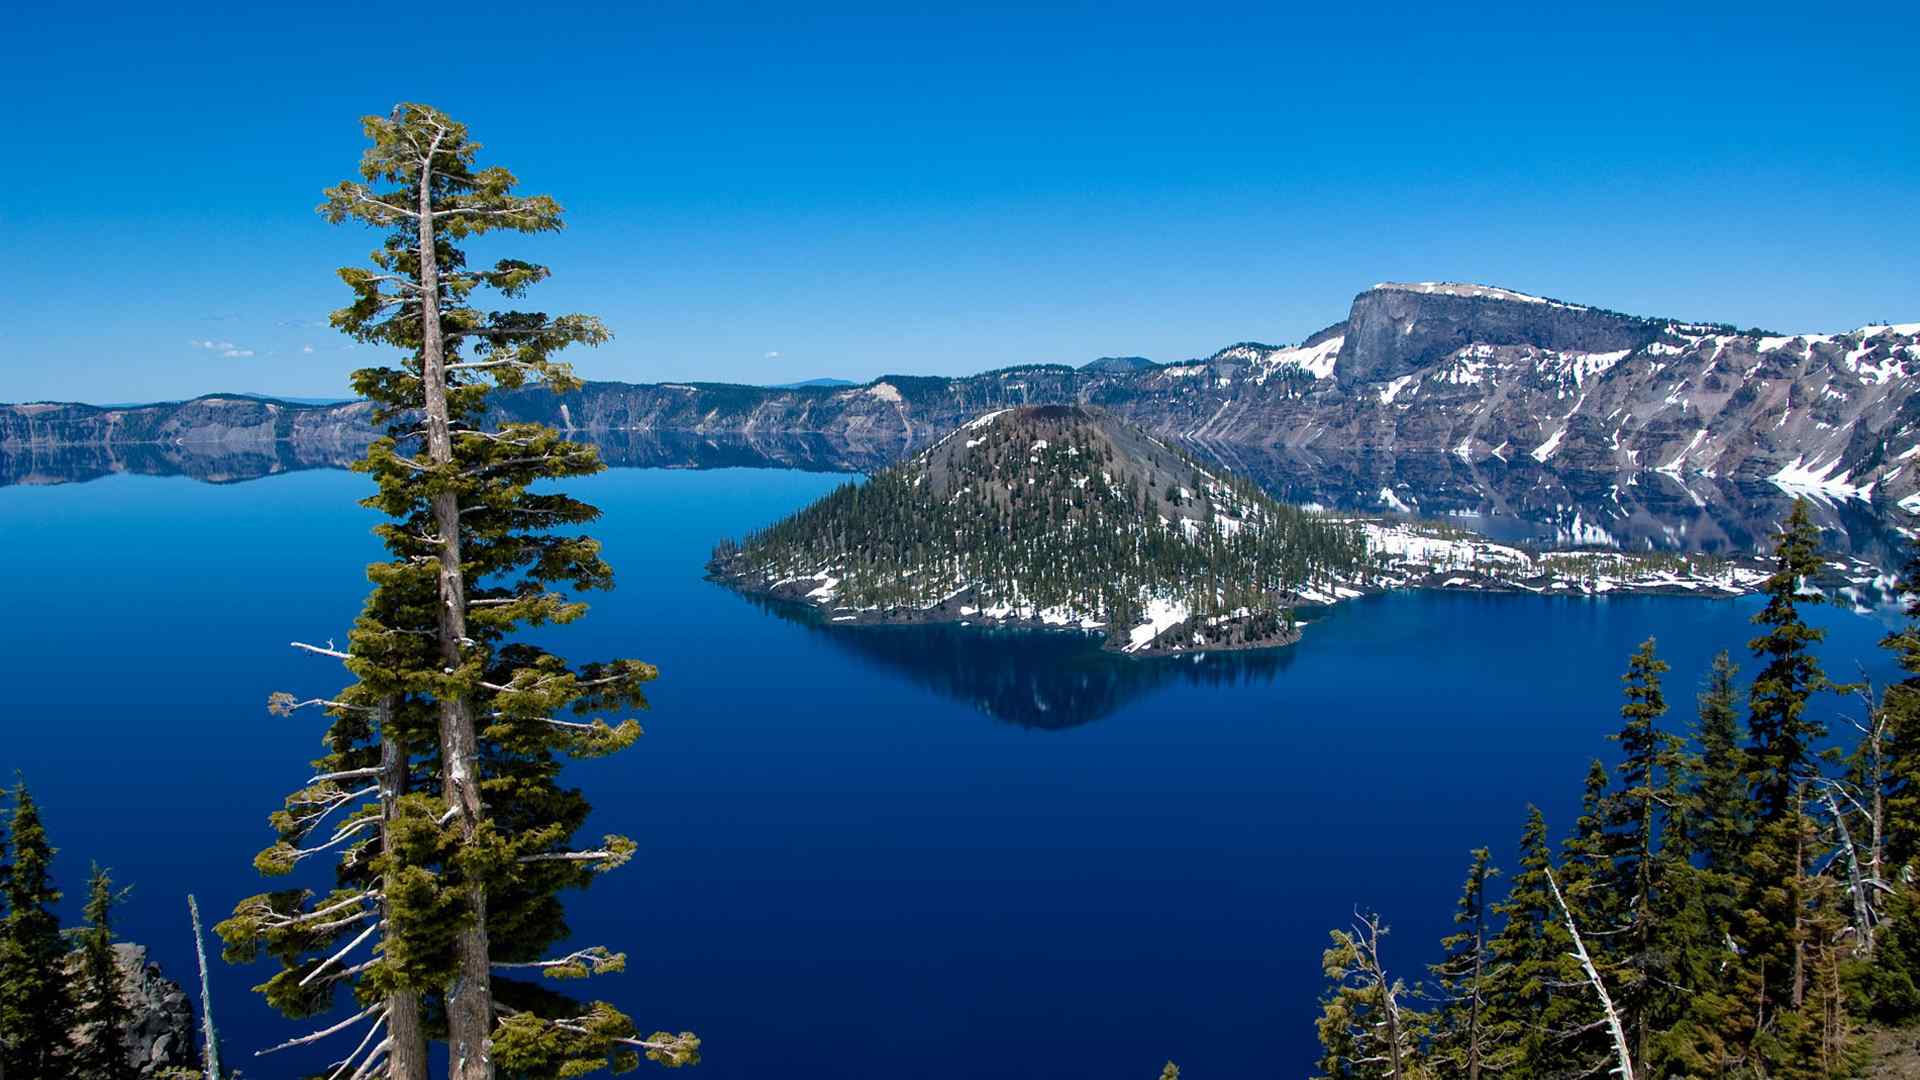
left=705, top=553, right=1836, bottom=659
left=707, top=516, right=1902, bottom=659
left=706, top=565, right=1306, bottom=656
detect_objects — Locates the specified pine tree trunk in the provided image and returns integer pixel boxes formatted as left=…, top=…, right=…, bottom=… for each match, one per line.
left=379, top=704, right=429, bottom=1080
left=1636, top=781, right=1652, bottom=1071
left=1793, top=804, right=1807, bottom=1009
left=415, top=146, right=494, bottom=1080
left=1467, top=917, right=1483, bottom=1080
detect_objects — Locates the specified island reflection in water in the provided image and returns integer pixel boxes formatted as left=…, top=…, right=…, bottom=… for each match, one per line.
left=734, top=591, right=1298, bottom=729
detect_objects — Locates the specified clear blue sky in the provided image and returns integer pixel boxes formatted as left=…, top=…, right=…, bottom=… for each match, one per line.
left=3, top=1, right=1916, bottom=403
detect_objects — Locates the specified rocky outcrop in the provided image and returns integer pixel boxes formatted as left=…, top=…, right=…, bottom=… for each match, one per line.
left=8, top=285, right=1918, bottom=509
left=91, top=943, right=199, bottom=1078
left=1335, top=282, right=1666, bottom=386
left=0, top=395, right=376, bottom=451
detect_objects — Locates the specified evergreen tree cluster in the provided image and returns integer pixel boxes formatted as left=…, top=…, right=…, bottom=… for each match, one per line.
left=1312, top=500, right=1920, bottom=1079
left=0, top=781, right=143, bottom=1080
left=714, top=406, right=1366, bottom=636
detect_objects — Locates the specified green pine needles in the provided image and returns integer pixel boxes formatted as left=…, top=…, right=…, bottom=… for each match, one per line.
left=217, top=103, right=693, bottom=1080
left=0, top=783, right=142, bottom=1080
left=71, top=865, right=139, bottom=1080
left=0, top=780, right=76, bottom=1078
left=1306, top=498, right=1920, bottom=1079
left=713, top=405, right=1366, bottom=648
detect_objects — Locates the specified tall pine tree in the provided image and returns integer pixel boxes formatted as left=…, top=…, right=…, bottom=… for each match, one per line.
left=1746, top=499, right=1831, bottom=822
left=1598, top=638, right=1691, bottom=1070
left=223, top=103, right=696, bottom=1080
left=1426, top=849, right=1513, bottom=1079
left=1482, top=806, right=1603, bottom=1079
left=1651, top=652, right=1759, bottom=1074
left=1687, top=651, right=1751, bottom=875
left=71, top=864, right=137, bottom=1080
left=0, top=781, right=76, bottom=1079
left=1738, top=500, right=1835, bottom=1041
left=1860, top=539, right=1920, bottom=1022
left=1882, top=540, right=1920, bottom=869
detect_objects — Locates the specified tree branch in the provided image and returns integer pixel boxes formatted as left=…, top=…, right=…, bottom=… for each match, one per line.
left=1545, top=864, right=1635, bottom=1079
left=256, top=1002, right=384, bottom=1056
left=297, top=916, right=385, bottom=989
left=291, top=641, right=354, bottom=661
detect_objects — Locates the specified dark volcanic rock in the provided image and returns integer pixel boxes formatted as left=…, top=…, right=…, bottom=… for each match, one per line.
left=1335, top=283, right=1663, bottom=386
left=70, top=943, right=199, bottom=1078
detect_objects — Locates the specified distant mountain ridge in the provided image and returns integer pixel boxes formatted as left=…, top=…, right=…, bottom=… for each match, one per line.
left=765, top=377, right=858, bottom=389
left=1079, top=356, right=1158, bottom=373
left=8, top=282, right=1919, bottom=507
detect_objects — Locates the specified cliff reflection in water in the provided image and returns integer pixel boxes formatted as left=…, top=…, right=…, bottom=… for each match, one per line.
left=1187, top=443, right=1914, bottom=571
left=0, top=429, right=901, bottom=489
left=6, top=430, right=1910, bottom=574
left=734, top=592, right=1295, bottom=730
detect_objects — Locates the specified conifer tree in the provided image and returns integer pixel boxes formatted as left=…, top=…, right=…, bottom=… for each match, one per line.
left=1312, top=913, right=1424, bottom=1079
left=71, top=864, right=137, bottom=1080
left=1736, top=501, right=1835, bottom=1043
left=1541, top=865, right=1634, bottom=1080
left=1746, top=499, right=1831, bottom=822
left=1559, top=760, right=1616, bottom=925
left=1598, top=638, right=1690, bottom=1068
left=222, top=103, right=695, bottom=1080
left=0, top=781, right=75, bottom=1079
left=1687, top=652, right=1750, bottom=875
left=1484, top=805, right=1603, bottom=1079
left=1882, top=541, right=1920, bottom=868
left=1426, top=849, right=1512, bottom=1079
left=1867, top=542, right=1920, bottom=1019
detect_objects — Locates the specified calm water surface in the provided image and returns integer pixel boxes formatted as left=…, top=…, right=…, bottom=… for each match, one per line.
left=0, top=468, right=1901, bottom=1078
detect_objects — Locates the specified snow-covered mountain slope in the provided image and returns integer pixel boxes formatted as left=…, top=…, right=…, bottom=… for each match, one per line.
left=1087, top=285, right=1920, bottom=506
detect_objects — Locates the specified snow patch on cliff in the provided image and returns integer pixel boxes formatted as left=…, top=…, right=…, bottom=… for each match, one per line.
left=1251, top=336, right=1345, bottom=383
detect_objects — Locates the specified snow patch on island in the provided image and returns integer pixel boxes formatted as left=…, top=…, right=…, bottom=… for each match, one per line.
left=1123, top=597, right=1192, bottom=653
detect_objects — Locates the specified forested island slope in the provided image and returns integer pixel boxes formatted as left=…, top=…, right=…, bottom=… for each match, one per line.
left=708, top=403, right=1796, bottom=652
left=710, top=405, right=1368, bottom=653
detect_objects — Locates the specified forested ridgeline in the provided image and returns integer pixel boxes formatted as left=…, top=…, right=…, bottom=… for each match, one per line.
left=711, top=405, right=1368, bottom=633
left=1310, top=500, right=1920, bottom=1080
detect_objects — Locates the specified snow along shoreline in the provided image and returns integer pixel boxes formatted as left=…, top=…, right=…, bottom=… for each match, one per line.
left=707, top=518, right=1888, bottom=658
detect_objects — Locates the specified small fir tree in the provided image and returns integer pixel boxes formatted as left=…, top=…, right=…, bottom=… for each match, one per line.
left=1687, top=652, right=1751, bottom=875
left=1426, top=849, right=1514, bottom=1079
left=1746, top=499, right=1831, bottom=822
left=70, top=864, right=137, bottom=1080
left=1598, top=638, right=1691, bottom=1069
left=1735, top=501, right=1836, bottom=1041
left=0, top=781, right=76, bottom=1079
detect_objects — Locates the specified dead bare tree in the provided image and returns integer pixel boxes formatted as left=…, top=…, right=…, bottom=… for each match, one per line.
left=1544, top=865, right=1634, bottom=1080
left=1317, top=911, right=1423, bottom=1079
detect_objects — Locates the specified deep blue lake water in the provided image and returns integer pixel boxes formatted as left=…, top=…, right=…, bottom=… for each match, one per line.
left=0, top=467, right=1904, bottom=1078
